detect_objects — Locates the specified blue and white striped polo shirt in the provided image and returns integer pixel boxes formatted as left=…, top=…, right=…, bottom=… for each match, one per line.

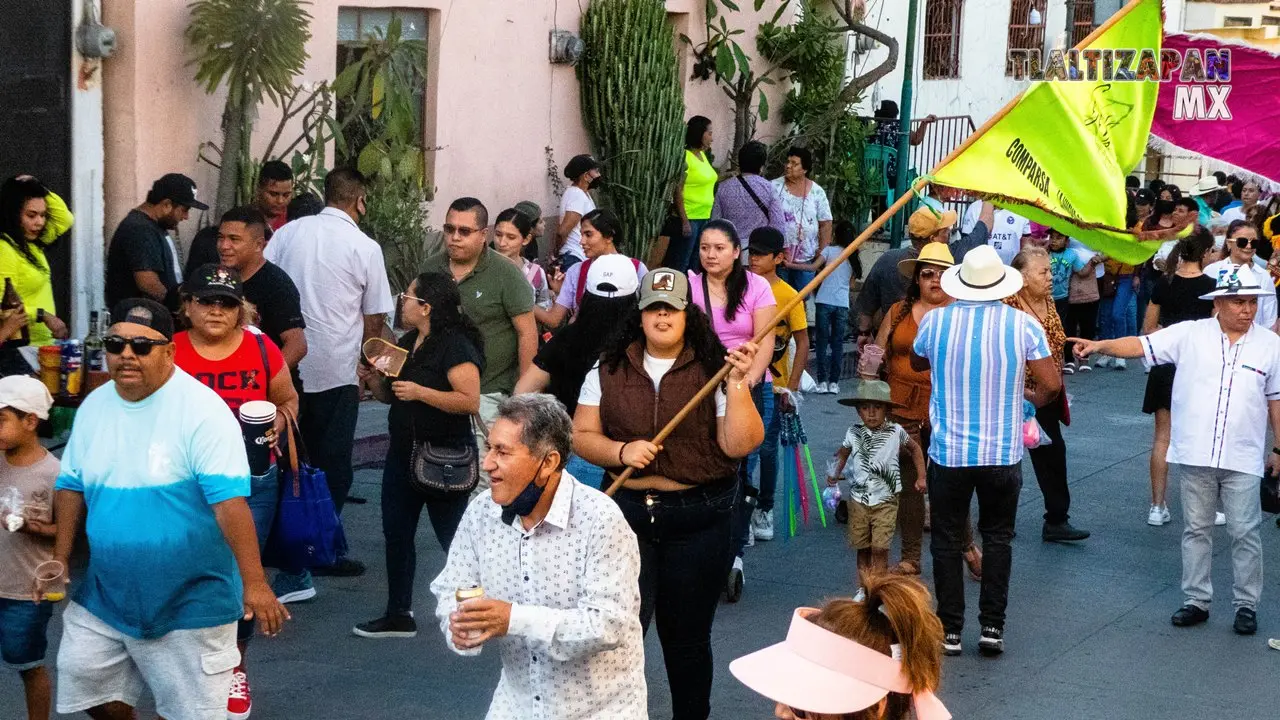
left=913, top=300, right=1051, bottom=468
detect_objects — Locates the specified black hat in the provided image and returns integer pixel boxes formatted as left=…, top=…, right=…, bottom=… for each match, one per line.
left=184, top=263, right=243, bottom=302
left=564, top=154, right=601, bottom=181
left=111, top=298, right=175, bottom=340
left=747, top=227, right=786, bottom=255
left=1134, top=189, right=1155, bottom=205
left=149, top=173, right=209, bottom=211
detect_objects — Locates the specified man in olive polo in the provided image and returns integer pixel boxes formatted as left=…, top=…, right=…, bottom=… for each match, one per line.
left=425, top=197, right=538, bottom=491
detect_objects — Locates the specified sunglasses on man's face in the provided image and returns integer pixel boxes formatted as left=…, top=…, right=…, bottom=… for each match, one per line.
left=1235, top=237, right=1257, bottom=249
left=104, top=335, right=171, bottom=356
left=194, top=296, right=239, bottom=309
left=442, top=223, right=483, bottom=239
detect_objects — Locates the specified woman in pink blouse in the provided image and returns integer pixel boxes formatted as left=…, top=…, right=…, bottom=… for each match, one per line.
left=688, top=220, right=776, bottom=384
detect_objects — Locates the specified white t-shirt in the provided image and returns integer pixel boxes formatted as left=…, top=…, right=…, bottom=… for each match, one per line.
left=558, top=187, right=595, bottom=261
left=264, top=208, right=395, bottom=392
left=1221, top=206, right=1249, bottom=226
left=962, top=201, right=1029, bottom=265
left=1203, top=258, right=1277, bottom=330
left=578, top=355, right=727, bottom=416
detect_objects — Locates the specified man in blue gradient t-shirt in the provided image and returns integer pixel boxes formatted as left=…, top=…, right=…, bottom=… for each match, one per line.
left=50, top=298, right=289, bottom=719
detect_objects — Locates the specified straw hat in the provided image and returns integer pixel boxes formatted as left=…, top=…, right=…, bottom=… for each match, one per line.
left=940, top=244, right=1023, bottom=302
left=898, top=242, right=955, bottom=279
left=1198, top=264, right=1274, bottom=299
left=1189, top=176, right=1225, bottom=197
left=836, top=380, right=904, bottom=409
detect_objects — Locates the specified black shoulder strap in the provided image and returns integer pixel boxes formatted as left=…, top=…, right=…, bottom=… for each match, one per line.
left=738, top=175, right=770, bottom=220
left=251, top=330, right=270, bottom=387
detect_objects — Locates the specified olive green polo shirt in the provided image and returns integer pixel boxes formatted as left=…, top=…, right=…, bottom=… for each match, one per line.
left=426, top=248, right=534, bottom=394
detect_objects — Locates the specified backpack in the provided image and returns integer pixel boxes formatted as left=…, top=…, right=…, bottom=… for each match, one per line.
left=574, top=256, right=641, bottom=307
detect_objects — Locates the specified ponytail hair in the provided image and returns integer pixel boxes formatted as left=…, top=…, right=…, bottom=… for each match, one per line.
left=412, top=271, right=486, bottom=358
left=809, top=572, right=944, bottom=720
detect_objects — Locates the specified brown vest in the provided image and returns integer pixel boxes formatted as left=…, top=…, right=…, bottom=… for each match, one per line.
left=598, top=342, right=739, bottom=485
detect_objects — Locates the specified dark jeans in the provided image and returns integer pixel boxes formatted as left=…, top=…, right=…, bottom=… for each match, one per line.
left=813, top=303, right=849, bottom=384
left=1028, top=398, right=1070, bottom=524
left=300, top=385, right=361, bottom=513
left=615, top=479, right=736, bottom=720
left=929, top=462, right=1022, bottom=633
left=1063, top=301, right=1098, bottom=364
left=381, top=445, right=470, bottom=616
left=668, top=218, right=708, bottom=273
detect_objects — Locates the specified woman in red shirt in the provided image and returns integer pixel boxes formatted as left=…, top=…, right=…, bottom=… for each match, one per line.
left=173, top=263, right=298, bottom=718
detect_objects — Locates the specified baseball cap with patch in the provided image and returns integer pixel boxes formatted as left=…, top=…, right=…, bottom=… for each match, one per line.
left=585, top=254, right=640, bottom=298
left=111, top=298, right=175, bottom=339
left=184, top=263, right=243, bottom=302
left=638, top=268, right=690, bottom=311
left=149, top=173, right=209, bottom=211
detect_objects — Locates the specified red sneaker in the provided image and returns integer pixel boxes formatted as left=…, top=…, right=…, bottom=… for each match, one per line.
left=227, top=668, right=252, bottom=719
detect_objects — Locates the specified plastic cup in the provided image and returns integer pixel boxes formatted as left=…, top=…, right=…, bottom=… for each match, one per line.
left=239, top=401, right=278, bottom=476
left=858, top=343, right=885, bottom=377
left=34, top=560, right=65, bottom=602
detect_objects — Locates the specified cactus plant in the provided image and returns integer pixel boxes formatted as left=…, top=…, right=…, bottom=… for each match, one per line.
left=578, top=0, right=685, bottom=261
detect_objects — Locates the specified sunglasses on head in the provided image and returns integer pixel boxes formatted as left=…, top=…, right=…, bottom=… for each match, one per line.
left=194, top=295, right=239, bottom=309
left=1234, top=237, right=1257, bottom=249
left=104, top=335, right=171, bottom=356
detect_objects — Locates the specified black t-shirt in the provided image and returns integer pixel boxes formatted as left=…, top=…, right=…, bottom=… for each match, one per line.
left=242, top=261, right=306, bottom=349
left=1152, top=274, right=1217, bottom=327
left=532, top=334, right=597, bottom=417
left=185, top=225, right=221, bottom=280
left=387, top=329, right=485, bottom=452
left=105, top=209, right=179, bottom=310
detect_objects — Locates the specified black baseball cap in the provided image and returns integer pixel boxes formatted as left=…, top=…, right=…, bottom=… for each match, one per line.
left=184, top=263, right=243, bottom=302
left=564, top=154, right=601, bottom=181
left=111, top=298, right=175, bottom=340
left=1134, top=188, right=1155, bottom=206
left=149, top=173, right=209, bottom=211
left=747, top=227, right=786, bottom=255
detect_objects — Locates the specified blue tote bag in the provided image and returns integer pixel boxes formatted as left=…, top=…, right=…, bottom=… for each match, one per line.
left=263, top=408, right=347, bottom=569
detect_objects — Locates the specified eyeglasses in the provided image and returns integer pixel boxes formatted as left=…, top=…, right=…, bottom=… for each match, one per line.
left=918, top=267, right=943, bottom=279
left=399, top=292, right=427, bottom=305
left=194, top=296, right=239, bottom=309
left=442, top=223, right=483, bottom=238
left=104, top=335, right=171, bottom=356
left=1234, top=237, right=1257, bottom=249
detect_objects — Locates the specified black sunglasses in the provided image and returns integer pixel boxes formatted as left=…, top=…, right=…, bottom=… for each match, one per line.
left=1234, top=237, right=1257, bottom=249
left=104, top=335, right=171, bottom=356
left=194, top=295, right=240, bottom=309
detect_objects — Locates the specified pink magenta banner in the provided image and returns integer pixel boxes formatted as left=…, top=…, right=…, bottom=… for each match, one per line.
left=1152, top=33, right=1280, bottom=183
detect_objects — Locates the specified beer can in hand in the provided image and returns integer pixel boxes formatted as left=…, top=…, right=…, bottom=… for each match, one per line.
left=455, top=584, right=486, bottom=655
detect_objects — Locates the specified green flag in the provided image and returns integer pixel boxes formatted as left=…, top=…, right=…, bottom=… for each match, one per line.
left=931, top=0, right=1176, bottom=264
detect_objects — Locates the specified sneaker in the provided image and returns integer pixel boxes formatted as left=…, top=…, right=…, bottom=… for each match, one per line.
left=942, top=632, right=962, bottom=656
left=1147, top=505, right=1165, bottom=527
left=726, top=557, right=744, bottom=603
left=827, top=381, right=840, bottom=395
left=1063, top=362, right=1076, bottom=375
left=312, top=557, right=366, bottom=577
left=353, top=613, right=418, bottom=639
left=1042, top=521, right=1090, bottom=542
left=272, top=571, right=316, bottom=604
left=814, top=382, right=827, bottom=394
left=1234, top=607, right=1258, bottom=635
left=1170, top=604, right=1209, bottom=627
left=1077, top=363, right=1092, bottom=373
left=1094, top=356, right=1111, bottom=369
left=978, top=626, right=1004, bottom=656
left=746, top=522, right=755, bottom=548
left=752, top=509, right=775, bottom=542
left=1215, top=511, right=1227, bottom=526
left=227, top=668, right=251, bottom=720
left=1160, top=506, right=1171, bottom=524
left=1114, top=358, right=1127, bottom=370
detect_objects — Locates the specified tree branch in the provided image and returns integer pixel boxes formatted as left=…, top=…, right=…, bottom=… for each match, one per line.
left=827, top=0, right=899, bottom=105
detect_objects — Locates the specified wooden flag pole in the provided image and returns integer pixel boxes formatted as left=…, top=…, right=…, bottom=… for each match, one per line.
left=602, top=0, right=1152, bottom=498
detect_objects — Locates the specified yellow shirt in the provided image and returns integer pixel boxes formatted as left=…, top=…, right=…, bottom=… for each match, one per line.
left=767, top=277, right=808, bottom=389
left=683, top=150, right=717, bottom=220
left=0, top=191, right=73, bottom=346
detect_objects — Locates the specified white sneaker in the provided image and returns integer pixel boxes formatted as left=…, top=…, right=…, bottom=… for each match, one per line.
left=1160, top=506, right=1171, bottom=524
left=1094, top=356, right=1112, bottom=369
left=752, top=508, right=775, bottom=541
left=1215, top=511, right=1226, bottom=526
left=827, top=381, right=840, bottom=395
left=1078, top=363, right=1092, bottom=373
left=1114, top=358, right=1127, bottom=370
left=818, top=382, right=831, bottom=394
left=1148, top=505, right=1165, bottom=526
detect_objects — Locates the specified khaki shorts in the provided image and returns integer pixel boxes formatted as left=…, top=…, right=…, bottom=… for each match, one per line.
left=846, top=497, right=900, bottom=550
left=56, top=602, right=239, bottom=720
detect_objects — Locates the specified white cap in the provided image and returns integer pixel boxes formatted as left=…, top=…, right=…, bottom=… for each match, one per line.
left=0, top=375, right=53, bottom=420
left=585, top=254, right=640, bottom=298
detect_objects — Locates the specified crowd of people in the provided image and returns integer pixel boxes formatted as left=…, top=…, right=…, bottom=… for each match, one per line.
left=1, top=116, right=1279, bottom=720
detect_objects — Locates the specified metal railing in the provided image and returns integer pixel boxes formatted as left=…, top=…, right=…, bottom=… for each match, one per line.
left=908, top=114, right=978, bottom=214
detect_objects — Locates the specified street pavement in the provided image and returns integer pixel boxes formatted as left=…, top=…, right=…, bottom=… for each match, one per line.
left=6, top=365, right=1280, bottom=718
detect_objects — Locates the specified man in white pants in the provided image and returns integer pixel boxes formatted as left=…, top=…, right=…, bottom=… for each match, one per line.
left=1072, top=264, right=1280, bottom=636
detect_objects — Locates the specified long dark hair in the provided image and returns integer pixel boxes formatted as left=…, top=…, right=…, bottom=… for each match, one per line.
left=410, top=271, right=485, bottom=357
left=1170, top=225, right=1215, bottom=274
left=546, top=293, right=637, bottom=400
left=0, top=176, right=49, bottom=266
left=833, top=220, right=864, bottom=279
left=684, top=115, right=712, bottom=151
left=602, top=302, right=727, bottom=379
left=699, top=219, right=750, bottom=322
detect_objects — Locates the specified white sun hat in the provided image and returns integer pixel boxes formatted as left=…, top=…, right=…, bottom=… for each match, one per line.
left=940, top=244, right=1024, bottom=302
left=1199, top=263, right=1274, bottom=299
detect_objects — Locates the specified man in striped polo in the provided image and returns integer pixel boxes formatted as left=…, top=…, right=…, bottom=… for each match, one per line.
left=911, top=245, right=1062, bottom=658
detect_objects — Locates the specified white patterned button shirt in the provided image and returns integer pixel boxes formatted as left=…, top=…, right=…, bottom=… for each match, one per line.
left=430, top=472, right=646, bottom=720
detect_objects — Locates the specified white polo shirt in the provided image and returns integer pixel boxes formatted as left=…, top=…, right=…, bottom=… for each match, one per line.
left=962, top=201, right=1029, bottom=265
left=1204, top=259, right=1277, bottom=330
left=1142, top=317, right=1280, bottom=477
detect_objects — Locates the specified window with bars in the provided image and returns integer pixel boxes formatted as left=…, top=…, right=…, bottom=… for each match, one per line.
left=923, top=0, right=964, bottom=80
left=1005, top=0, right=1045, bottom=76
left=1070, top=0, right=1095, bottom=46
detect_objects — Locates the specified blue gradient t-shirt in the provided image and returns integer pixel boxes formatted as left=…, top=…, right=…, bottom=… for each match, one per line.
left=55, top=368, right=251, bottom=639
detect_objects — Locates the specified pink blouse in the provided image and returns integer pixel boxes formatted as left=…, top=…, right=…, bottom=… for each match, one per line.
left=688, top=270, right=776, bottom=352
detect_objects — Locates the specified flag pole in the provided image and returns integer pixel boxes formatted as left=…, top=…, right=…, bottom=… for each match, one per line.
left=602, top=0, right=1154, bottom=498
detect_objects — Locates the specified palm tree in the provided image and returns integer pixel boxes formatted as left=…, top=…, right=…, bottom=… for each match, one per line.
left=186, top=0, right=312, bottom=214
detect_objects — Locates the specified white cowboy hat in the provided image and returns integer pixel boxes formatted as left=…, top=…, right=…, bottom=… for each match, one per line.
left=1189, top=176, right=1225, bottom=197
left=1199, top=263, right=1274, bottom=299
left=940, top=245, right=1023, bottom=302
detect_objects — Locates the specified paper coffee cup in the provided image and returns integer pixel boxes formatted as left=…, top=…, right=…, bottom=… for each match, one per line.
left=239, top=401, right=278, bottom=476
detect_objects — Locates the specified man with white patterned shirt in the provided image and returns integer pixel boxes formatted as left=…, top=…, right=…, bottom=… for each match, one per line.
left=430, top=394, right=645, bottom=720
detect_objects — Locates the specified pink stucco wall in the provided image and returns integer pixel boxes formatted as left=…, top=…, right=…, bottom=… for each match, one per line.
left=102, top=0, right=793, bottom=247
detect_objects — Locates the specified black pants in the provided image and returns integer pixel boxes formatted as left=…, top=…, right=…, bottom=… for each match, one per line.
left=300, top=385, right=361, bottom=513
left=381, top=445, right=470, bottom=616
left=1028, top=398, right=1070, bottom=524
left=615, top=479, right=736, bottom=720
left=1063, top=301, right=1098, bottom=364
left=929, top=462, right=1022, bottom=634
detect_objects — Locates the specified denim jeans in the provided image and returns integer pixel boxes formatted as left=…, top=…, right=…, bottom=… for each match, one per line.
left=733, top=383, right=776, bottom=557
left=813, top=303, right=849, bottom=384
left=1110, top=274, right=1138, bottom=338
left=779, top=267, right=816, bottom=294
left=300, top=385, right=361, bottom=513
left=614, top=478, right=736, bottom=720
left=382, top=445, right=471, bottom=617
left=668, top=218, right=709, bottom=273
left=238, top=465, right=280, bottom=643
left=929, top=462, right=1022, bottom=633
left=565, top=453, right=606, bottom=491
left=1174, top=463, right=1263, bottom=611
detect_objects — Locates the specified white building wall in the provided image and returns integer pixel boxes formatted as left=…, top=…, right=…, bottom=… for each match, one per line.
left=1182, top=2, right=1275, bottom=29
left=69, top=0, right=106, bottom=337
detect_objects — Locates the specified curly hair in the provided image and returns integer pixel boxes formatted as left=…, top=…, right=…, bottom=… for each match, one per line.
left=601, top=302, right=727, bottom=379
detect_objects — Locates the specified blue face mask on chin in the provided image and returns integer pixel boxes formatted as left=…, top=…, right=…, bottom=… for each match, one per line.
left=501, top=455, right=548, bottom=524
